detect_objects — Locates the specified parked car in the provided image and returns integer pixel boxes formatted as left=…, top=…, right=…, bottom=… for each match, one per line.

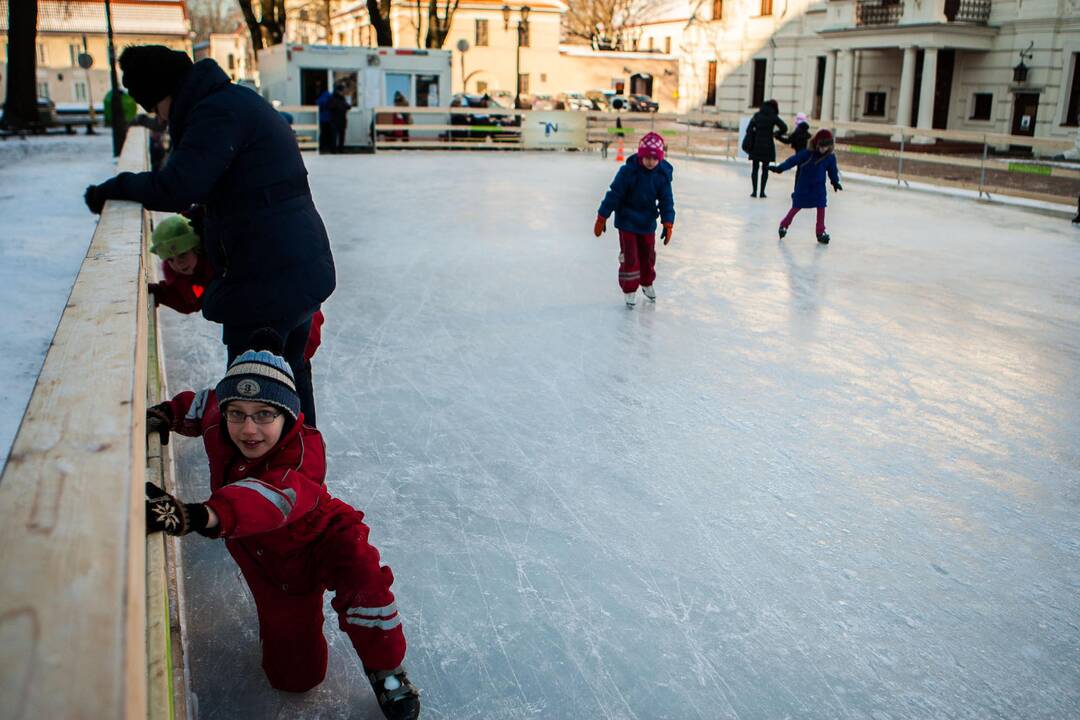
left=585, top=90, right=612, bottom=111
left=628, top=94, right=660, bottom=112
left=449, top=93, right=519, bottom=139
left=560, top=92, right=602, bottom=111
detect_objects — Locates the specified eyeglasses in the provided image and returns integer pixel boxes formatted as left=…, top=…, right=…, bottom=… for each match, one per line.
left=224, top=409, right=282, bottom=425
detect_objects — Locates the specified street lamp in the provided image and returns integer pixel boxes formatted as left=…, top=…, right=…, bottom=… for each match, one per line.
left=502, top=4, right=531, bottom=109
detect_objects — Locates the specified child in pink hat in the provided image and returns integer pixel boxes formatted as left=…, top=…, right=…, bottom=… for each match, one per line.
left=593, top=132, right=676, bottom=307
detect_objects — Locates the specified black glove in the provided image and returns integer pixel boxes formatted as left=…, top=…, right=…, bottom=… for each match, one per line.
left=147, top=402, right=172, bottom=446
left=768, top=165, right=782, bottom=174
left=84, top=184, right=107, bottom=214
left=833, top=183, right=843, bottom=192
left=145, top=482, right=210, bottom=536
left=181, top=204, right=206, bottom=239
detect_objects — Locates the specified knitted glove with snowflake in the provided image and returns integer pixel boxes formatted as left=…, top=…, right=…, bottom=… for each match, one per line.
left=145, top=482, right=211, bottom=536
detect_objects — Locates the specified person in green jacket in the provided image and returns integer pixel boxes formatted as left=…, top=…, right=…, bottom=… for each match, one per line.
left=103, top=88, right=137, bottom=127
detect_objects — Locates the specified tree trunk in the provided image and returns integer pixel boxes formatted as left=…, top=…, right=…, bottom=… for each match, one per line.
left=1, top=0, right=39, bottom=130
left=367, top=0, right=394, bottom=46
left=238, top=0, right=266, bottom=53
left=424, top=0, right=458, bottom=48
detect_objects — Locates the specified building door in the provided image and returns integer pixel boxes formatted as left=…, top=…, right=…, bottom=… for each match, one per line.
left=932, top=49, right=955, bottom=130
left=1011, top=93, right=1039, bottom=137
left=630, top=73, right=653, bottom=97
left=812, top=56, right=826, bottom=119
left=706, top=61, right=717, bottom=106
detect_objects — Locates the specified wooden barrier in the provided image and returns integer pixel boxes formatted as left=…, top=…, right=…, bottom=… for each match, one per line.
left=0, top=126, right=189, bottom=719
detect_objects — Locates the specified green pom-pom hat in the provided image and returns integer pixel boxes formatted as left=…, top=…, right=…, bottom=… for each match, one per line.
left=149, top=216, right=201, bottom=260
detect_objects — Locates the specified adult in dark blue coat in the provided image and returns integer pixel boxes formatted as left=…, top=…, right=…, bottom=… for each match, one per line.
left=742, top=99, right=788, bottom=198
left=84, top=46, right=335, bottom=425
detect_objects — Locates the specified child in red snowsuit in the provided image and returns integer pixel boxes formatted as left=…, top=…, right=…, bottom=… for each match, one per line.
left=144, top=334, right=420, bottom=720
left=148, top=214, right=326, bottom=361
left=594, top=132, right=676, bottom=308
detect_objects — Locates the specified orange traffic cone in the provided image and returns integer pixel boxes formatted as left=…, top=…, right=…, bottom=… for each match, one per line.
left=615, top=136, right=625, bottom=162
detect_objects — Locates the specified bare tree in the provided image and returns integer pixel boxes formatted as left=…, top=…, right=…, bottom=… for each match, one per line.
left=189, top=0, right=238, bottom=42
left=421, top=0, right=461, bottom=48
left=564, top=0, right=653, bottom=49
left=1, top=0, right=38, bottom=130
left=289, top=0, right=336, bottom=42
left=368, top=0, right=394, bottom=46
left=238, top=0, right=288, bottom=53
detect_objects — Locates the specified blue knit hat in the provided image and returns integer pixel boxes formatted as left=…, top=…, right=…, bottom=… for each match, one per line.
left=215, top=349, right=300, bottom=421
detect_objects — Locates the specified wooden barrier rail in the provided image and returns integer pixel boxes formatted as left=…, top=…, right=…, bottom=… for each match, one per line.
left=0, top=126, right=190, bottom=719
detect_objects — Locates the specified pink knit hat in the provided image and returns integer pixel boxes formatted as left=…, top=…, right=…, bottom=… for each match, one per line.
left=637, top=132, right=665, bottom=161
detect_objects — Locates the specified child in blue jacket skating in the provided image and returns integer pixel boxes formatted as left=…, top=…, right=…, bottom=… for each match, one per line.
left=594, top=132, right=676, bottom=307
left=769, top=129, right=842, bottom=244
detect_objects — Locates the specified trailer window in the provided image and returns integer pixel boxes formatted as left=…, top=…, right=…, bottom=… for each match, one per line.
left=416, top=75, right=440, bottom=107
left=386, top=73, right=411, bottom=106
left=301, top=68, right=330, bottom=105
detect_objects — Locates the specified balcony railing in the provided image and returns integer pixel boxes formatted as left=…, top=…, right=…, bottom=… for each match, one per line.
left=944, top=0, right=991, bottom=23
left=855, top=0, right=903, bottom=26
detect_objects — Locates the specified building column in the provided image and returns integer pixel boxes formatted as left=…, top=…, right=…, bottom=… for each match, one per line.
left=837, top=48, right=855, bottom=136
left=893, top=45, right=918, bottom=141
left=820, top=50, right=837, bottom=122
left=914, top=46, right=939, bottom=143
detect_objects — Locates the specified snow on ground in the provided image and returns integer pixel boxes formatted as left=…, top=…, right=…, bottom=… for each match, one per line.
left=160, top=151, right=1080, bottom=720
left=0, top=134, right=115, bottom=466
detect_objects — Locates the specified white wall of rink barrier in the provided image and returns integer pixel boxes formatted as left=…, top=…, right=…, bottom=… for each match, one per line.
left=0, top=126, right=191, bottom=720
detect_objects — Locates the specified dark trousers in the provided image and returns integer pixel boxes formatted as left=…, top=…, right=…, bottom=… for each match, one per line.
left=618, top=230, right=657, bottom=293
left=224, top=314, right=317, bottom=427
left=333, top=123, right=347, bottom=153
left=751, top=160, right=770, bottom=196
left=319, top=122, right=335, bottom=154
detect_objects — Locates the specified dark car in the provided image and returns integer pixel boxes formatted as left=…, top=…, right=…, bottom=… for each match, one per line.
left=449, top=93, right=519, bottom=139
left=629, top=94, right=660, bottom=113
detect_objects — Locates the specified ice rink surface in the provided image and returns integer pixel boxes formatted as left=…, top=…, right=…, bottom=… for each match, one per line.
left=162, top=152, right=1080, bottom=720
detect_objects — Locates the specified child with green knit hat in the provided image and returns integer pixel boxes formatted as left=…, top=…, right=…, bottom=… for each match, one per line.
left=148, top=214, right=216, bottom=314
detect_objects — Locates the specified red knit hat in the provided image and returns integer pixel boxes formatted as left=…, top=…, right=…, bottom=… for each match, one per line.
left=638, top=132, right=665, bottom=161
left=811, top=128, right=834, bottom=151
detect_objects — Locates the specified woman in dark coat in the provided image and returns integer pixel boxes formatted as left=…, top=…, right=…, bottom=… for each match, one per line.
left=84, top=46, right=335, bottom=426
left=742, top=99, right=788, bottom=198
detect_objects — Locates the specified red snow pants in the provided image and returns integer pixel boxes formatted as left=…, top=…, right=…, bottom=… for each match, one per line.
left=226, top=498, right=406, bottom=693
left=618, top=230, right=657, bottom=293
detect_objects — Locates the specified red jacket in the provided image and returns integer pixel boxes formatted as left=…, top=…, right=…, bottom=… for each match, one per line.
left=304, top=310, right=325, bottom=361
left=150, top=255, right=216, bottom=315
left=164, top=388, right=331, bottom=543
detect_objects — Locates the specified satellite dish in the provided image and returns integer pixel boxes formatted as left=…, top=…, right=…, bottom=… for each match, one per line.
left=77, top=52, right=94, bottom=69
left=456, top=38, right=470, bottom=53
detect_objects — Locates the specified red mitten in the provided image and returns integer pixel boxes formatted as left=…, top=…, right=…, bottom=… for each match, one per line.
left=593, top=215, right=606, bottom=237
left=661, top=223, right=674, bottom=245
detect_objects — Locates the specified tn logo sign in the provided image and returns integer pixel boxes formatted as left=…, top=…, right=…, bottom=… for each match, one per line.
left=537, top=121, right=559, bottom=137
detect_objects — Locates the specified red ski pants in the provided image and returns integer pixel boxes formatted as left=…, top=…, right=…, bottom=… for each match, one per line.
left=227, top=501, right=406, bottom=693
left=618, top=230, right=656, bottom=293
left=780, top=206, right=827, bottom=236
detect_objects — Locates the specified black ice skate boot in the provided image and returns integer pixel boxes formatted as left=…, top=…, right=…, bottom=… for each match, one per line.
left=817, top=231, right=830, bottom=244
left=368, top=666, right=421, bottom=720
left=778, top=226, right=787, bottom=239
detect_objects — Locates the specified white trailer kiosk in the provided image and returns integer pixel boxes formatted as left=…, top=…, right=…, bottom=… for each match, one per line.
left=257, top=44, right=451, bottom=149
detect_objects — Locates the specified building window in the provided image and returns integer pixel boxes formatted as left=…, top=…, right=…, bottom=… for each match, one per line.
left=540, top=72, right=547, bottom=82
left=664, top=37, right=671, bottom=54
left=751, top=58, right=767, bottom=107
left=74, top=81, right=88, bottom=101
left=864, top=91, right=886, bottom=116
left=706, top=60, right=717, bottom=106
left=476, top=80, right=488, bottom=94
left=760, top=0, right=773, bottom=15
left=37, top=82, right=49, bottom=98
left=970, top=92, right=993, bottom=121
left=1066, top=55, right=1080, bottom=127
left=518, top=73, right=529, bottom=95
left=712, top=0, right=723, bottom=20
left=37, top=43, right=47, bottom=64
left=475, top=19, right=488, bottom=46
left=648, top=36, right=654, bottom=51
left=69, top=43, right=82, bottom=66
left=227, top=53, right=236, bottom=70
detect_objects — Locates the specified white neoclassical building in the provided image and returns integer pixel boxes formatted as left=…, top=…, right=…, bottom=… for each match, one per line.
left=631, top=0, right=1080, bottom=144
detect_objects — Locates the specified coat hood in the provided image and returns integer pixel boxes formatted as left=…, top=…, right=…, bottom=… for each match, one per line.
left=169, top=59, right=232, bottom=141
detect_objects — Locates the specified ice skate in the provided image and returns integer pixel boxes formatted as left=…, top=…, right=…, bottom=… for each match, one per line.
left=368, top=666, right=421, bottom=720
left=817, top=232, right=830, bottom=244
left=641, top=285, right=656, bottom=302
left=778, top=226, right=788, bottom=239
left=625, top=292, right=637, bottom=308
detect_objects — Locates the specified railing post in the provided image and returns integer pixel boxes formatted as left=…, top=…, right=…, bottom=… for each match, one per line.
left=978, top=135, right=989, bottom=198
left=897, top=130, right=905, bottom=185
